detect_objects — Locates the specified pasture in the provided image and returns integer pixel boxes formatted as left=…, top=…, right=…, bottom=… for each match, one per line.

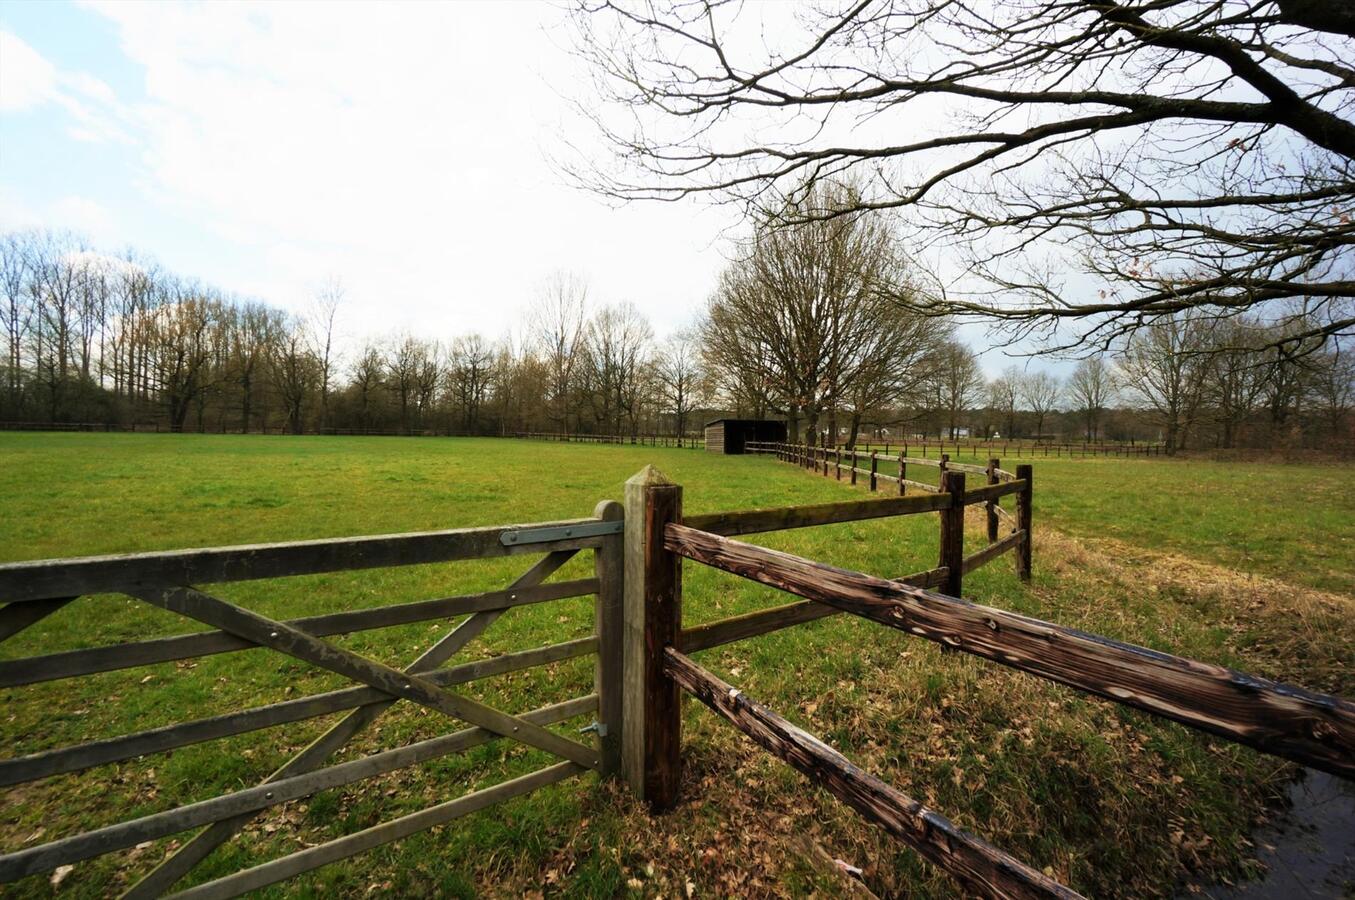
left=1, top=433, right=1351, bottom=897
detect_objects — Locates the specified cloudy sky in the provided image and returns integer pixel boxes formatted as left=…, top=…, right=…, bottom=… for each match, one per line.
left=1, top=2, right=745, bottom=342
left=1, top=0, right=1037, bottom=373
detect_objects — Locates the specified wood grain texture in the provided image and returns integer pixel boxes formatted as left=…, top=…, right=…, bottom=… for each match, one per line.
left=0, top=518, right=606, bottom=604
left=622, top=466, right=682, bottom=808
left=939, top=471, right=966, bottom=597
left=593, top=499, right=625, bottom=777
left=663, top=524, right=1355, bottom=779
left=123, top=550, right=583, bottom=899
left=664, top=649, right=1083, bottom=900
left=0, top=698, right=594, bottom=883
left=962, top=480, right=1027, bottom=504
left=962, top=531, right=1026, bottom=575
left=682, top=493, right=951, bottom=538
left=0, top=637, right=596, bottom=786
left=986, top=459, right=1001, bottom=543
left=1015, top=464, right=1033, bottom=581
left=0, top=578, right=598, bottom=688
left=168, top=762, right=585, bottom=900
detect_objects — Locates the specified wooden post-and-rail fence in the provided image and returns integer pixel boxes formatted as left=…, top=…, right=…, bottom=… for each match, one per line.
left=623, top=465, right=1355, bottom=899
left=2, top=464, right=1353, bottom=898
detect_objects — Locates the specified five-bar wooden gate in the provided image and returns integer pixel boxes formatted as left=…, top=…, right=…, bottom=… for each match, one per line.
left=0, top=502, right=623, bottom=897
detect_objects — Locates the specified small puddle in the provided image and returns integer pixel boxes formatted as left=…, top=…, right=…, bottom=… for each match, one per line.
left=1184, top=768, right=1355, bottom=899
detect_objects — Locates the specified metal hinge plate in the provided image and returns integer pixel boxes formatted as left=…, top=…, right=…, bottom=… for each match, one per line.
left=500, top=520, right=623, bottom=546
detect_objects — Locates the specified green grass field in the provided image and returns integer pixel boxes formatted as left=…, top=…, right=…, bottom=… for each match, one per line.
left=1, top=434, right=1351, bottom=898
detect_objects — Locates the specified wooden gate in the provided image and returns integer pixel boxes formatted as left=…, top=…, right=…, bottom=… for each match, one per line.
left=0, top=503, right=623, bottom=897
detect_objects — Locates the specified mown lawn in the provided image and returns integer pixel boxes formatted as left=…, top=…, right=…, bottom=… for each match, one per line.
left=0, top=433, right=1351, bottom=898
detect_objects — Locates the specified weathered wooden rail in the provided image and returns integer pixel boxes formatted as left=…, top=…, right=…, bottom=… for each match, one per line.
left=0, top=507, right=625, bottom=897
left=743, top=440, right=1032, bottom=595
left=622, top=466, right=1355, bottom=899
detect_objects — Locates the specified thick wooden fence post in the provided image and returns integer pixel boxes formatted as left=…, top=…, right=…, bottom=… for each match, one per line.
left=939, top=470, right=966, bottom=597
left=850, top=449, right=858, bottom=485
left=1015, top=464, right=1033, bottom=581
left=898, top=451, right=906, bottom=496
left=834, top=448, right=841, bottom=481
left=869, top=453, right=878, bottom=491
left=622, top=466, right=682, bottom=809
left=986, top=458, right=1000, bottom=543
left=593, top=499, right=624, bottom=777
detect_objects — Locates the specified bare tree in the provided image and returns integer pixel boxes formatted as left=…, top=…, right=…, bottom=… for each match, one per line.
left=702, top=180, right=935, bottom=445
left=931, top=340, right=984, bottom=440
left=531, top=272, right=589, bottom=435
left=309, top=277, right=343, bottom=430
left=1117, top=311, right=1212, bottom=452
left=226, top=301, right=283, bottom=432
left=840, top=302, right=945, bottom=447
left=270, top=317, right=319, bottom=435
left=988, top=367, right=1021, bottom=439
left=1308, top=348, right=1355, bottom=440
left=571, top=1, right=1355, bottom=351
left=0, top=232, right=34, bottom=413
left=385, top=335, right=429, bottom=433
left=1067, top=357, right=1116, bottom=441
left=447, top=333, right=495, bottom=432
left=146, top=281, right=221, bottom=432
left=1020, top=371, right=1063, bottom=439
left=653, top=327, right=703, bottom=442
left=582, top=302, right=653, bottom=436
left=1202, top=319, right=1271, bottom=448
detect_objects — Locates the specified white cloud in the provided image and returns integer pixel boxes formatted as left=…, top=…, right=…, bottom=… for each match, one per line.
left=0, top=30, right=56, bottom=112
left=71, top=1, right=733, bottom=345
left=0, top=28, right=132, bottom=143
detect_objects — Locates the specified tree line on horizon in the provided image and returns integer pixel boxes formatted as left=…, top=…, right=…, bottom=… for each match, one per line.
left=0, top=226, right=1350, bottom=452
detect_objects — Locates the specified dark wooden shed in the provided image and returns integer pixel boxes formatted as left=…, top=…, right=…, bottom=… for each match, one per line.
left=704, top=418, right=788, bottom=454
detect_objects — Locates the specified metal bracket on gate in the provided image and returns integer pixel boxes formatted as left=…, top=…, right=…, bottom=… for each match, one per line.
left=500, top=520, right=623, bottom=546
left=579, top=720, right=608, bottom=737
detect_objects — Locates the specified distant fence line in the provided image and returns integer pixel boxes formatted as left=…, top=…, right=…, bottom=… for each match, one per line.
left=834, top=437, right=1165, bottom=459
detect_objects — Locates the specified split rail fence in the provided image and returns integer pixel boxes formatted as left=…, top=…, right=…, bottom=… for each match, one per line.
left=3, top=462, right=1353, bottom=897
left=625, top=462, right=1355, bottom=898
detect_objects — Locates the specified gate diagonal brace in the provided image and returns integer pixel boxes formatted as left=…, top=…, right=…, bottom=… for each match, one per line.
left=130, top=586, right=599, bottom=769
left=122, top=550, right=581, bottom=900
